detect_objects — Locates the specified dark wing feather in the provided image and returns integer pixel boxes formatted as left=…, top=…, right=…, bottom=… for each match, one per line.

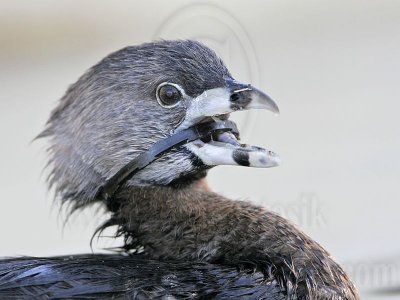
left=0, top=254, right=285, bottom=299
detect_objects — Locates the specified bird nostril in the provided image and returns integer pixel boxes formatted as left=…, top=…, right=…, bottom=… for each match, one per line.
left=230, top=93, right=240, bottom=102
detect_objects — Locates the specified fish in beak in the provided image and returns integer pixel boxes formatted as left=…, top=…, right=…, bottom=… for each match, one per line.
left=179, top=79, right=281, bottom=168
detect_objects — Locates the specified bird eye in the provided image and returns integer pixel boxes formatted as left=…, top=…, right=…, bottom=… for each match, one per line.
left=156, top=83, right=183, bottom=108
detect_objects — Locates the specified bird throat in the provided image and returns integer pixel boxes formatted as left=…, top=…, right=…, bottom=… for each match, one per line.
left=95, top=120, right=239, bottom=203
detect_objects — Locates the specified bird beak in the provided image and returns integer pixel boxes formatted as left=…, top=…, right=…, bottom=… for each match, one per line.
left=180, top=79, right=281, bottom=168
left=177, top=79, right=279, bottom=130
left=226, top=79, right=279, bottom=114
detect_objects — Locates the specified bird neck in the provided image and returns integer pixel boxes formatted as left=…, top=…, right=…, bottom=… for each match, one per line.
left=108, top=178, right=359, bottom=299
left=113, top=178, right=252, bottom=260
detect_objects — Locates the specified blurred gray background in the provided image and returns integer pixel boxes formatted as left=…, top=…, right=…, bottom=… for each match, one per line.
left=1, top=1, right=399, bottom=298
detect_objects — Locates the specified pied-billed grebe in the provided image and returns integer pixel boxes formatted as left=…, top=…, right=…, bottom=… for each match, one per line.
left=0, top=40, right=359, bottom=299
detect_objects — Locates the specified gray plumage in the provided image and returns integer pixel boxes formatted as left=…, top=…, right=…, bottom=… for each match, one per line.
left=40, top=40, right=231, bottom=209
left=4, top=40, right=359, bottom=299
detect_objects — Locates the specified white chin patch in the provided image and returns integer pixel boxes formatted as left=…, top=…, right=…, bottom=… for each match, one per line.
left=177, top=87, right=232, bottom=131
left=185, top=140, right=280, bottom=168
